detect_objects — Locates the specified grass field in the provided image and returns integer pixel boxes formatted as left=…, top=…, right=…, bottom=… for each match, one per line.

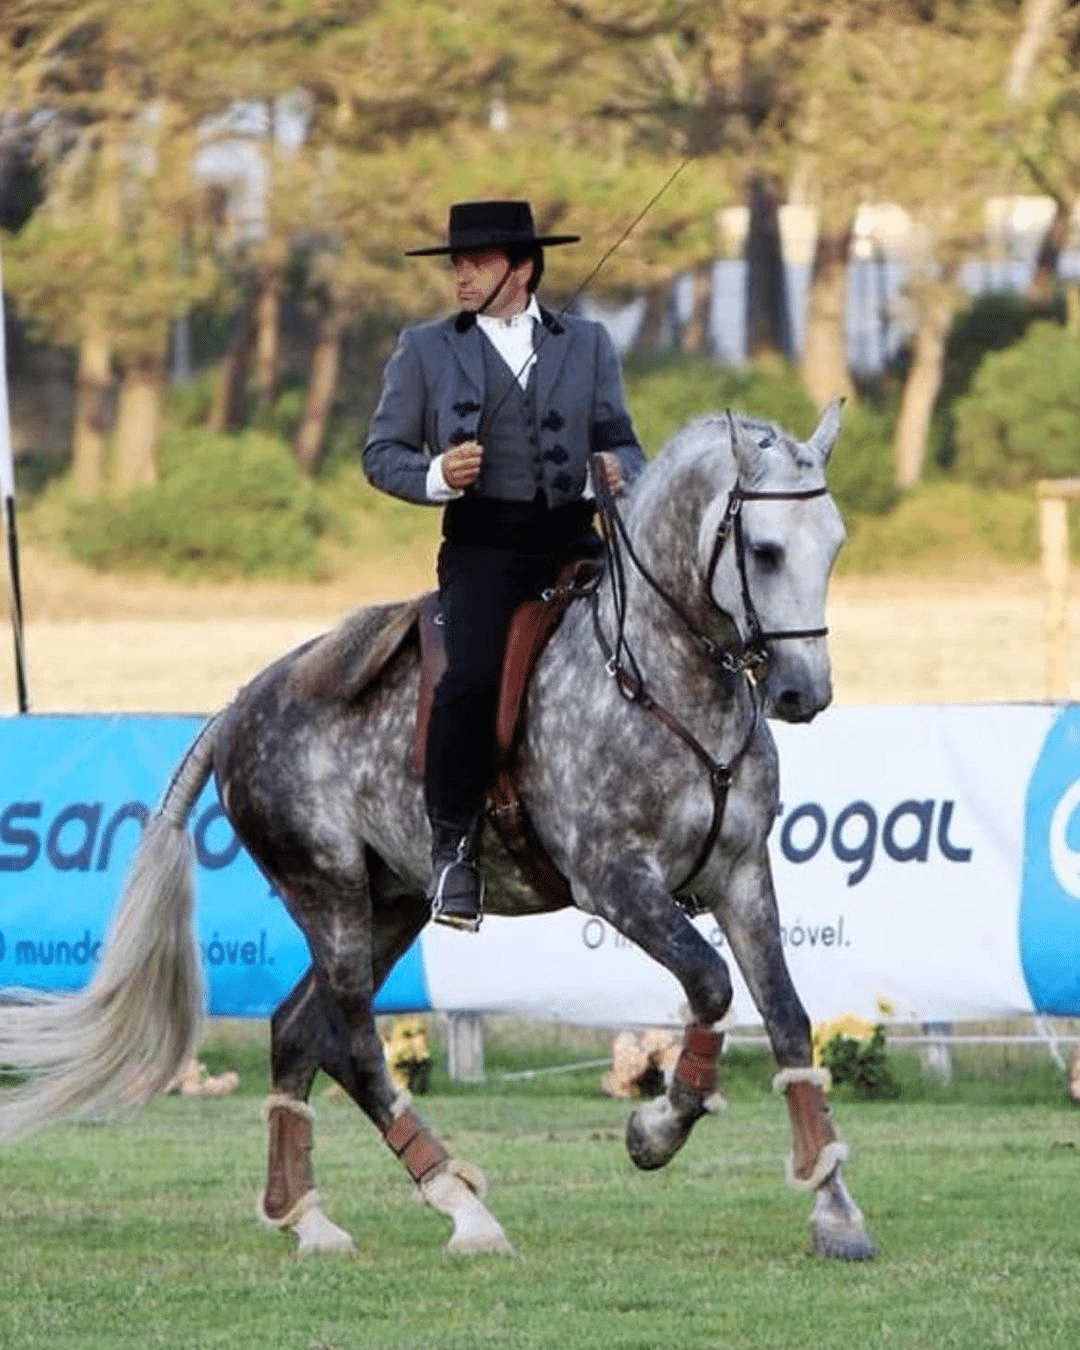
left=3, top=1031, right=1080, bottom=1350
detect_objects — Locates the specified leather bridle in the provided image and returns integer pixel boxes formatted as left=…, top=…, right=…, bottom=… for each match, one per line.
left=587, top=455, right=831, bottom=896
left=702, top=481, right=831, bottom=672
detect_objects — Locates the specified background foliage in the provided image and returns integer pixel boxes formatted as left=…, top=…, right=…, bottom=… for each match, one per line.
left=64, top=428, right=331, bottom=578
left=2, top=0, right=1080, bottom=580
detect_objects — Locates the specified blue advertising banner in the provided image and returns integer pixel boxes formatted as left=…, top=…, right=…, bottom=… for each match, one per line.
left=0, top=715, right=429, bottom=1017
left=1020, top=705, right=1080, bottom=1015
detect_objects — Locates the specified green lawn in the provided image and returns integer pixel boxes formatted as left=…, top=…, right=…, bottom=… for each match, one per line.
left=3, top=1046, right=1079, bottom=1350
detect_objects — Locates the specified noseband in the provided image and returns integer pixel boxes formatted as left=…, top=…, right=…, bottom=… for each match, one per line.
left=587, top=460, right=831, bottom=896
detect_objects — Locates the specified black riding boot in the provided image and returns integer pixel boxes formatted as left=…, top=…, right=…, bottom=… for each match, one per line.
left=426, top=816, right=485, bottom=933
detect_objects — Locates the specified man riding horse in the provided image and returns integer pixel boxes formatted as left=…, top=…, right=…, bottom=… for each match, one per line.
left=363, top=200, right=646, bottom=932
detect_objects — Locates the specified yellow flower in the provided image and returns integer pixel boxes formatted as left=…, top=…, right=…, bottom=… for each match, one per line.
left=811, top=1013, right=876, bottom=1067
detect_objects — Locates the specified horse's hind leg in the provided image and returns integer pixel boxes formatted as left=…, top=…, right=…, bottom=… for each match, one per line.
left=583, top=859, right=734, bottom=1171
left=719, top=852, right=875, bottom=1260
left=261, top=969, right=356, bottom=1254
left=265, top=862, right=511, bottom=1256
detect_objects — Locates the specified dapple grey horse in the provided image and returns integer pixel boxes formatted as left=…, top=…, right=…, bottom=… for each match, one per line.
left=0, top=400, right=874, bottom=1261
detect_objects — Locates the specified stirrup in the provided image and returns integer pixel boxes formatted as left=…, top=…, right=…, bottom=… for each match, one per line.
left=430, top=863, right=485, bottom=933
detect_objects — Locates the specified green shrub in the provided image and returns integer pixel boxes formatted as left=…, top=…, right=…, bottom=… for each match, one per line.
left=951, top=320, right=1080, bottom=488
left=932, top=290, right=1066, bottom=471
left=624, top=354, right=819, bottom=458
left=163, top=371, right=217, bottom=430
left=821, top=1025, right=901, bottom=1100
left=65, top=428, right=329, bottom=579
left=838, top=481, right=1044, bottom=573
left=826, top=401, right=899, bottom=518
left=624, top=354, right=896, bottom=517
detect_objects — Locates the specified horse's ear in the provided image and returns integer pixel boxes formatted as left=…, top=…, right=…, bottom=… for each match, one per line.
left=806, top=397, right=845, bottom=467
left=726, top=410, right=766, bottom=485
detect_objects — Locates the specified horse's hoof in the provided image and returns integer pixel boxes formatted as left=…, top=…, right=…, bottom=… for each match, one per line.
left=808, top=1166, right=875, bottom=1259
left=811, top=1217, right=876, bottom=1261
left=445, top=1221, right=516, bottom=1256
left=626, top=1097, right=689, bottom=1171
left=293, top=1206, right=356, bottom=1255
left=422, top=1163, right=515, bottom=1256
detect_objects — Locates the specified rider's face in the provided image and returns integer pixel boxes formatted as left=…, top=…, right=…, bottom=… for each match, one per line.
left=450, top=248, right=532, bottom=318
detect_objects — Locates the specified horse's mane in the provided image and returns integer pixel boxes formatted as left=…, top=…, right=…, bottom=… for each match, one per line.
left=638, top=410, right=817, bottom=498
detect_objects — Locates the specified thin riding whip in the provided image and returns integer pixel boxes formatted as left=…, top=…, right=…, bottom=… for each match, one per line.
left=476, top=156, right=694, bottom=444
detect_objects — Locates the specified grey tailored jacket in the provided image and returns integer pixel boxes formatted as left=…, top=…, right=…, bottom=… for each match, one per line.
left=362, top=306, right=645, bottom=507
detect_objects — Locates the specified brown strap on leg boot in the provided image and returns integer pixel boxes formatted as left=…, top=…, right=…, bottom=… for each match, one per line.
left=259, top=1095, right=318, bottom=1227
left=673, top=1024, right=724, bottom=1097
left=773, top=1068, right=850, bottom=1190
left=383, top=1104, right=450, bottom=1184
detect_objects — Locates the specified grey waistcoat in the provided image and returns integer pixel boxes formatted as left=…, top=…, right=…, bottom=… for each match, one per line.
left=473, top=337, right=546, bottom=503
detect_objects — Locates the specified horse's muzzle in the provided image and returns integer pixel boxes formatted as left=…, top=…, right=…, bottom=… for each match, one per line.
left=762, top=661, right=832, bottom=723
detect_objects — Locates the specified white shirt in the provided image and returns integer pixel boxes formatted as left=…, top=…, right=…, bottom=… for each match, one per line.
left=426, top=297, right=542, bottom=502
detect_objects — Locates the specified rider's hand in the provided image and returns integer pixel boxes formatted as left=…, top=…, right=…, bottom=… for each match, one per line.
left=442, top=440, right=485, bottom=490
left=595, top=452, right=624, bottom=496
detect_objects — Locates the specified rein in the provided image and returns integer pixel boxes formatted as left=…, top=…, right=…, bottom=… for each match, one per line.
left=588, top=454, right=829, bottom=896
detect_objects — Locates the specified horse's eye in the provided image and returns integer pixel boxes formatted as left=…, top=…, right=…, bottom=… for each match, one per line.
left=751, top=543, right=783, bottom=570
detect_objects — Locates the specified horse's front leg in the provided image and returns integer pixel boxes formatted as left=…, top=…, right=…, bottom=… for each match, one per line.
left=719, top=849, right=875, bottom=1260
left=584, top=857, right=733, bottom=1171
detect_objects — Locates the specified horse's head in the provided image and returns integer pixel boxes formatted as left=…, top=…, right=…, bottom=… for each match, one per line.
left=698, top=399, right=846, bottom=722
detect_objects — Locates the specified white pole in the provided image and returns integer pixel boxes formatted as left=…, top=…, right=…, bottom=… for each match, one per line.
left=0, top=242, right=29, bottom=711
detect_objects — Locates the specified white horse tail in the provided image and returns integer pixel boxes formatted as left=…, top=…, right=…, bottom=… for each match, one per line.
left=0, top=714, right=221, bottom=1143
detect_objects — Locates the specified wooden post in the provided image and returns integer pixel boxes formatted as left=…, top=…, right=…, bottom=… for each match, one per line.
left=1038, top=479, right=1080, bottom=700
left=446, top=1012, right=485, bottom=1083
left=919, top=1021, right=954, bottom=1086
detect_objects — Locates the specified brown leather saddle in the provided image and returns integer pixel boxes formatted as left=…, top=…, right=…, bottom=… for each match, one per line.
left=410, top=557, right=601, bottom=909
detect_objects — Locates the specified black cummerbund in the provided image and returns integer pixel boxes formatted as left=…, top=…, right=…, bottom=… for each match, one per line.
left=442, top=492, right=595, bottom=554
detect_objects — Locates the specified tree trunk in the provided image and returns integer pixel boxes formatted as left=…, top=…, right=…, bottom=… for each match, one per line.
left=745, top=174, right=792, bottom=361
left=253, top=266, right=281, bottom=412
left=1006, top=0, right=1066, bottom=101
left=893, top=285, right=956, bottom=489
left=207, top=302, right=255, bottom=432
left=799, top=226, right=855, bottom=407
left=71, top=302, right=113, bottom=498
left=678, top=262, right=713, bottom=355
left=635, top=282, right=670, bottom=353
left=1065, top=280, right=1080, bottom=336
left=111, top=348, right=166, bottom=491
left=294, top=300, right=344, bottom=472
left=1029, top=201, right=1068, bottom=304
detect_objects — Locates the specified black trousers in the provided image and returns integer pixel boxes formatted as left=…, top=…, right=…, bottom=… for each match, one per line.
left=424, top=506, right=601, bottom=831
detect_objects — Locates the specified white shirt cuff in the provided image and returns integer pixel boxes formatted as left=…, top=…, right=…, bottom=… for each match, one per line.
left=426, top=455, right=463, bottom=502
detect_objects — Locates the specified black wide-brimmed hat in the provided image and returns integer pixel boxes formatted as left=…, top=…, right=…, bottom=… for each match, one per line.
left=405, top=200, right=580, bottom=256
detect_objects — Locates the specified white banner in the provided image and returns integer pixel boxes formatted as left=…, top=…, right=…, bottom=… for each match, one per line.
left=422, top=703, right=1064, bottom=1029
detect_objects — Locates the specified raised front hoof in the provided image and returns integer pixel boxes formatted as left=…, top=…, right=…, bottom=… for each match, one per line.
left=625, top=1097, right=690, bottom=1171
left=810, top=1216, right=876, bottom=1262
left=808, top=1172, right=875, bottom=1261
